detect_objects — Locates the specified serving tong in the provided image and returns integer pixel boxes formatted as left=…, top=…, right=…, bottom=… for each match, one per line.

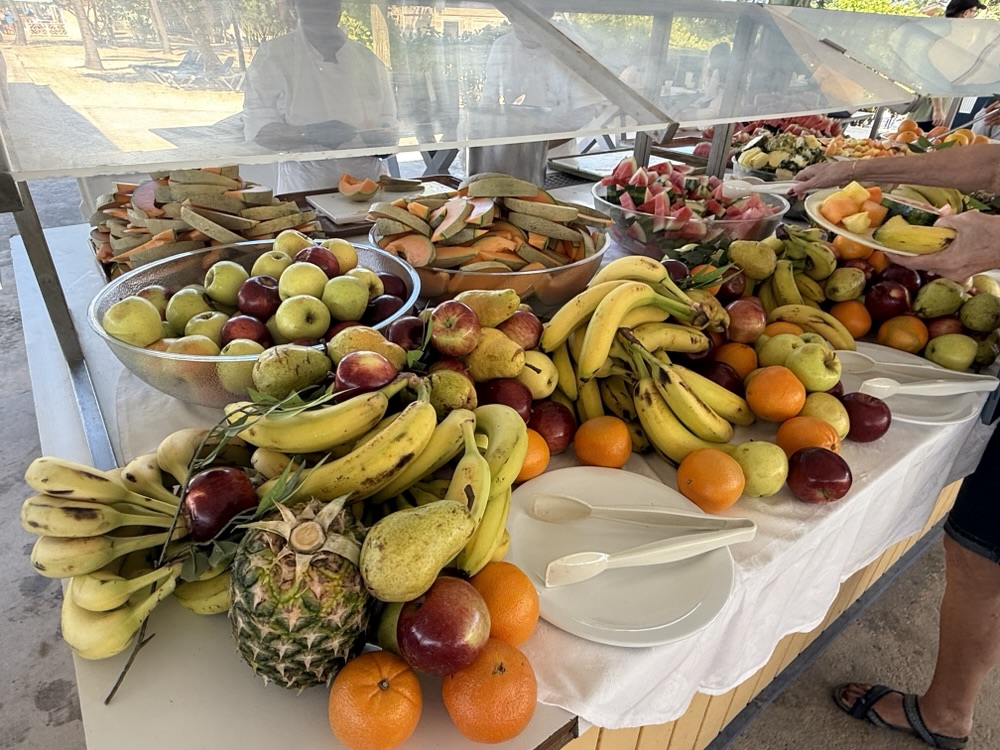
left=528, top=494, right=756, bottom=588
left=835, top=349, right=999, bottom=398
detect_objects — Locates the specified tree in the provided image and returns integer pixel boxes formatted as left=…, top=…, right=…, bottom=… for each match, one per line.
left=68, top=0, right=106, bottom=70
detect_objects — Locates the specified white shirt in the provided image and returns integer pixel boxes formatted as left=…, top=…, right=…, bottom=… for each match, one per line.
left=243, top=26, right=399, bottom=193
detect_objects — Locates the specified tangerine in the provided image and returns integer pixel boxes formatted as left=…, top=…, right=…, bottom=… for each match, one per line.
left=573, top=415, right=632, bottom=468
left=441, top=638, right=537, bottom=743
left=516, top=429, right=550, bottom=483
left=745, top=365, right=806, bottom=422
left=829, top=299, right=873, bottom=338
left=973, top=134, right=991, bottom=145
left=691, top=264, right=722, bottom=295
left=675, top=447, right=746, bottom=513
left=831, top=234, right=875, bottom=260
left=470, top=561, right=540, bottom=646
left=896, top=118, right=921, bottom=134
left=713, top=342, right=758, bottom=380
left=866, top=249, right=890, bottom=273
left=775, top=415, right=842, bottom=457
left=894, top=131, right=920, bottom=144
left=763, top=321, right=804, bottom=337
left=328, top=651, right=422, bottom=750
left=877, top=314, right=929, bottom=354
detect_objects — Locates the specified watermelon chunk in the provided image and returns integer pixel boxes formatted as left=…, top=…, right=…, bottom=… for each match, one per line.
left=610, top=157, right=638, bottom=184
left=628, top=168, right=652, bottom=187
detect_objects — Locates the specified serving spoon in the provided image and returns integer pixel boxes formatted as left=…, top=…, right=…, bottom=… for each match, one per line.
left=836, top=349, right=999, bottom=385
left=528, top=493, right=749, bottom=529
left=859, top=376, right=999, bottom=399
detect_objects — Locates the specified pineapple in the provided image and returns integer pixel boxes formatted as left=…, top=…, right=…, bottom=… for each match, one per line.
left=229, top=495, right=373, bottom=690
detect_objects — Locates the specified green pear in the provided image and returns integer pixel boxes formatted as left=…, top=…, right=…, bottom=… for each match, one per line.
left=326, top=325, right=406, bottom=370
left=731, top=440, right=788, bottom=498
left=454, top=288, right=521, bottom=327
left=464, top=328, right=525, bottom=382
left=924, top=333, right=978, bottom=372
left=913, top=278, right=966, bottom=318
left=251, top=343, right=332, bottom=400
left=427, top=369, right=478, bottom=420
left=959, top=293, right=1000, bottom=333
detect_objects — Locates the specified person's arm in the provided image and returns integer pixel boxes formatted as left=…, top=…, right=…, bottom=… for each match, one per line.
left=791, top=144, right=1000, bottom=195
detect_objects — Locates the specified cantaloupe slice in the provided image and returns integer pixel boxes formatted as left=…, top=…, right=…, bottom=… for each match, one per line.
left=385, top=234, right=435, bottom=267
left=339, top=173, right=381, bottom=202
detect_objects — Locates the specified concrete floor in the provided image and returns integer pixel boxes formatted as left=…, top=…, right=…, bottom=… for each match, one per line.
left=1, top=178, right=998, bottom=749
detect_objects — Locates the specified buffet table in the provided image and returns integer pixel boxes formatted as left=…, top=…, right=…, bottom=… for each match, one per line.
left=12, top=184, right=997, bottom=749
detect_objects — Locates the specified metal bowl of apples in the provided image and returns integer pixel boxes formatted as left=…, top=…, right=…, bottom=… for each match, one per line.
left=87, top=240, right=421, bottom=408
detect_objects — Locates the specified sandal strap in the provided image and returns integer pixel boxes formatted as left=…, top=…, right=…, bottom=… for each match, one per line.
left=901, top=694, right=968, bottom=750
left=844, top=684, right=899, bottom=720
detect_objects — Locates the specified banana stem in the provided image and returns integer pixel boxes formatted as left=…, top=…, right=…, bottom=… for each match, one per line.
left=648, top=293, right=708, bottom=328
left=653, top=273, right=696, bottom=306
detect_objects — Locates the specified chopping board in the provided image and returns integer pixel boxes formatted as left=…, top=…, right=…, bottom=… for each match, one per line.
left=306, top=181, right=454, bottom=225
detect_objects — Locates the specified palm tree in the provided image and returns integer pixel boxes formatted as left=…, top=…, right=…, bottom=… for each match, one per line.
left=67, top=0, right=105, bottom=70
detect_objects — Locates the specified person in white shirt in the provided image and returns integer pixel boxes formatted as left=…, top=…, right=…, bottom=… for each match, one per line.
left=242, top=0, right=399, bottom=194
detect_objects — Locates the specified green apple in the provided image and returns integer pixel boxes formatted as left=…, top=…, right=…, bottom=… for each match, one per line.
left=165, top=287, right=214, bottom=336
left=798, top=332, right=833, bottom=350
left=345, top=267, right=384, bottom=301
left=516, top=350, right=558, bottom=399
left=165, top=334, right=221, bottom=357
left=217, top=338, right=266, bottom=395
left=278, top=261, right=328, bottom=300
left=757, top=333, right=805, bottom=368
left=102, top=296, right=164, bottom=347
left=250, top=249, right=294, bottom=279
left=274, top=295, right=332, bottom=340
left=321, top=238, right=359, bottom=273
left=135, top=284, right=172, bottom=320
left=272, top=229, right=315, bottom=257
left=265, top=315, right=291, bottom=346
left=799, top=392, right=851, bottom=439
left=731, top=440, right=788, bottom=498
left=184, top=310, right=231, bottom=346
left=203, top=260, right=249, bottom=308
left=784, top=343, right=842, bottom=392
left=322, top=275, right=370, bottom=322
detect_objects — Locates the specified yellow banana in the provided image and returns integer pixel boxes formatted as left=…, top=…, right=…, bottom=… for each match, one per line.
left=491, top=529, right=511, bottom=562
left=599, top=375, right=638, bottom=422
left=551, top=341, right=577, bottom=401
left=767, top=304, right=856, bottom=351
left=653, top=365, right=734, bottom=443
left=629, top=321, right=712, bottom=354
left=588, top=254, right=668, bottom=287
left=173, top=570, right=232, bottom=615
left=550, top=386, right=578, bottom=420
left=685, top=289, right=729, bottom=333
left=540, top=280, right=630, bottom=352
left=473, top=404, right=529, bottom=494
left=620, top=304, right=671, bottom=328
left=371, top=408, right=474, bottom=503
left=31, top=527, right=187, bottom=579
left=633, top=377, right=735, bottom=465
left=671, top=364, right=755, bottom=426
left=794, top=273, right=827, bottom=304
left=69, top=561, right=181, bottom=613
left=771, top=259, right=803, bottom=307
left=567, top=325, right=586, bottom=365
left=576, top=375, right=605, bottom=423
left=250, top=447, right=298, bottom=480
left=803, top=241, right=838, bottom=281
left=20, top=495, right=183, bottom=538
left=443, top=419, right=493, bottom=527
left=757, top=276, right=778, bottom=317
left=626, top=420, right=651, bottom=453
left=120, top=453, right=182, bottom=506
left=454, top=484, right=511, bottom=577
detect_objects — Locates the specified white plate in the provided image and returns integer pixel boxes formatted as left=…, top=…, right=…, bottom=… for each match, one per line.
left=842, top=341, right=983, bottom=425
left=507, top=467, right=735, bottom=647
left=804, top=187, right=919, bottom=257
left=305, top=181, right=453, bottom=224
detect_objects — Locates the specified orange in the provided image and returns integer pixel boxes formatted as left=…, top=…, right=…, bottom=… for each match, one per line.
left=896, top=118, right=920, bottom=134
left=829, top=299, right=873, bottom=338
left=877, top=314, right=929, bottom=354
left=691, top=264, right=722, bottom=295
left=470, top=561, right=540, bottom=646
left=831, top=234, right=874, bottom=260
left=573, top=415, right=632, bottom=468
left=328, top=651, right=422, bottom=750
left=927, top=125, right=948, bottom=137
left=745, top=365, right=806, bottom=422
left=763, top=321, right=804, bottom=337
left=516, top=429, right=550, bottom=483
left=713, top=342, right=758, bottom=380
left=973, top=134, right=991, bottom=145
left=441, top=638, right=537, bottom=743
left=675, top=448, right=746, bottom=513
left=866, top=249, right=890, bottom=274
left=775, top=415, right=841, bottom=457
left=894, top=131, right=919, bottom=144
left=943, top=132, right=970, bottom=146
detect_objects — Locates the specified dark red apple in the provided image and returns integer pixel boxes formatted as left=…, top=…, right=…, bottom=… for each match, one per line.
left=324, top=320, right=358, bottom=341
left=288, top=337, right=321, bottom=347
left=661, top=258, right=690, bottom=283
left=364, top=294, right=406, bottom=326
left=334, top=350, right=399, bottom=393
left=725, top=298, right=766, bottom=344
left=826, top=380, right=845, bottom=398
left=786, top=447, right=853, bottom=503
left=428, top=357, right=472, bottom=380
left=527, top=400, right=577, bottom=454
left=377, top=272, right=408, bottom=300
left=715, top=269, right=747, bottom=305
left=385, top=315, right=426, bottom=352
left=496, top=309, right=544, bottom=351
left=396, top=576, right=491, bottom=676
left=841, top=258, right=876, bottom=285
left=670, top=337, right=716, bottom=368
left=920, top=271, right=942, bottom=285
left=429, top=300, right=482, bottom=357
left=236, top=275, right=282, bottom=320
left=182, top=466, right=259, bottom=542
left=878, top=264, right=922, bottom=298
left=477, top=378, right=533, bottom=422
left=220, top=314, right=272, bottom=348
left=701, top=360, right=744, bottom=395
left=865, top=280, right=911, bottom=322
left=841, top=392, right=892, bottom=442
left=293, top=246, right=341, bottom=278
left=925, top=314, right=965, bottom=338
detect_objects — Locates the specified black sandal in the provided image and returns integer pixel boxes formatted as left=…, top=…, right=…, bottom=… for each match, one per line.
left=832, top=683, right=968, bottom=749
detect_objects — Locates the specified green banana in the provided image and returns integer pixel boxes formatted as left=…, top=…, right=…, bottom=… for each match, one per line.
left=757, top=276, right=779, bottom=317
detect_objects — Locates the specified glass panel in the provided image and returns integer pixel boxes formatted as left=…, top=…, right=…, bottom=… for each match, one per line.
left=0, top=0, right=910, bottom=182
left=771, top=7, right=1000, bottom=97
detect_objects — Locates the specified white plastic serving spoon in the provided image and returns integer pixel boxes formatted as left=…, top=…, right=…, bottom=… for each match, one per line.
left=859, top=376, right=999, bottom=399
left=528, top=493, right=748, bottom=529
left=836, top=349, right=1000, bottom=385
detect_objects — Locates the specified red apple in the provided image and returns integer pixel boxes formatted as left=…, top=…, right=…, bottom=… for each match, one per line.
left=236, top=275, right=282, bottom=320
left=477, top=378, right=533, bottom=422
left=385, top=315, right=426, bottom=352
left=293, top=246, right=341, bottom=278
left=220, top=314, right=272, bottom=348
left=136, top=284, right=173, bottom=320
left=430, top=300, right=482, bottom=357
left=878, top=264, right=922, bottom=298
left=428, top=357, right=473, bottom=380
left=495, top=309, right=544, bottom=351
left=377, top=272, right=408, bottom=300
left=182, top=466, right=259, bottom=542
left=364, top=294, right=406, bottom=326
left=786, top=447, right=853, bottom=503
left=715, top=269, right=748, bottom=305
left=925, top=314, right=965, bottom=338
left=661, top=258, right=691, bottom=283
left=841, top=391, right=892, bottom=442
left=527, top=400, right=577, bottom=454
left=865, top=280, right=911, bottom=322
left=826, top=380, right=845, bottom=398
left=725, top=298, right=766, bottom=344
left=334, top=350, right=399, bottom=393
left=396, top=576, right=491, bottom=676
left=701, top=360, right=744, bottom=395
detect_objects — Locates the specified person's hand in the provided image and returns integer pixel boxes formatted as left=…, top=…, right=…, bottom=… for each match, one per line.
left=982, top=100, right=1000, bottom=129
left=888, top=210, right=1000, bottom=281
left=789, top=161, right=854, bottom=197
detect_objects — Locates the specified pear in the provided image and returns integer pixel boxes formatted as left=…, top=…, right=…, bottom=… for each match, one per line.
left=427, top=369, right=478, bottom=420
left=959, top=293, right=1000, bottom=333
left=924, top=333, right=978, bottom=372
left=251, top=344, right=331, bottom=400
left=463, top=327, right=525, bottom=382
left=454, top=288, right=521, bottom=327
left=731, top=440, right=788, bottom=498
left=325, top=325, right=406, bottom=370
left=913, top=278, right=966, bottom=318
left=727, top=240, right=777, bottom=280
left=824, top=267, right=866, bottom=302
left=975, top=330, right=1000, bottom=367
left=971, top=274, right=1000, bottom=298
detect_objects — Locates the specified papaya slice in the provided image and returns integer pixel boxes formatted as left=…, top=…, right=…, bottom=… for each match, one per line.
left=385, top=234, right=435, bottom=267
left=339, top=173, right=381, bottom=202
left=431, top=245, right=477, bottom=269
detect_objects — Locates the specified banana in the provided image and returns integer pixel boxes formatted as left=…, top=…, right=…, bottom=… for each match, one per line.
left=173, top=570, right=232, bottom=615
left=626, top=420, right=651, bottom=453
left=24, top=457, right=179, bottom=516
left=155, top=428, right=212, bottom=485
left=576, top=375, right=605, bottom=423
left=599, top=375, right=638, bottom=422
left=250, top=447, right=297, bottom=480
left=69, top=561, right=181, bottom=613
left=20, top=495, right=183, bottom=538
left=491, top=529, right=511, bottom=562
left=588, top=255, right=668, bottom=287
left=120, top=453, right=182, bottom=506
left=223, top=378, right=409, bottom=454
left=31, top=527, right=187, bottom=578
left=767, top=304, right=856, bottom=351
left=263, top=396, right=438, bottom=504
left=60, top=574, right=178, bottom=660
left=794, top=272, right=827, bottom=304
left=393, top=494, right=418, bottom=513
left=759, top=233, right=784, bottom=253
left=550, top=385, right=578, bottom=420
left=551, top=341, right=577, bottom=401
left=443, top=419, right=492, bottom=527
left=620, top=304, right=671, bottom=328
left=771, top=259, right=803, bottom=306
left=406, top=484, right=443, bottom=506
left=653, top=365, right=734, bottom=443
left=685, top=289, right=729, bottom=333
left=473, top=404, right=529, bottom=494
left=370, top=408, right=474, bottom=503
left=757, top=276, right=778, bottom=317
left=629, top=321, right=712, bottom=354
left=454, top=484, right=511, bottom=577
left=803, top=241, right=838, bottom=281
left=540, top=280, right=630, bottom=352
left=671, top=364, right=755, bottom=426
left=566, top=323, right=586, bottom=364
left=633, top=377, right=735, bottom=465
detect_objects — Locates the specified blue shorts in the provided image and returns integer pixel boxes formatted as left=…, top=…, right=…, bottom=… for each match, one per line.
left=944, top=428, right=1000, bottom=565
